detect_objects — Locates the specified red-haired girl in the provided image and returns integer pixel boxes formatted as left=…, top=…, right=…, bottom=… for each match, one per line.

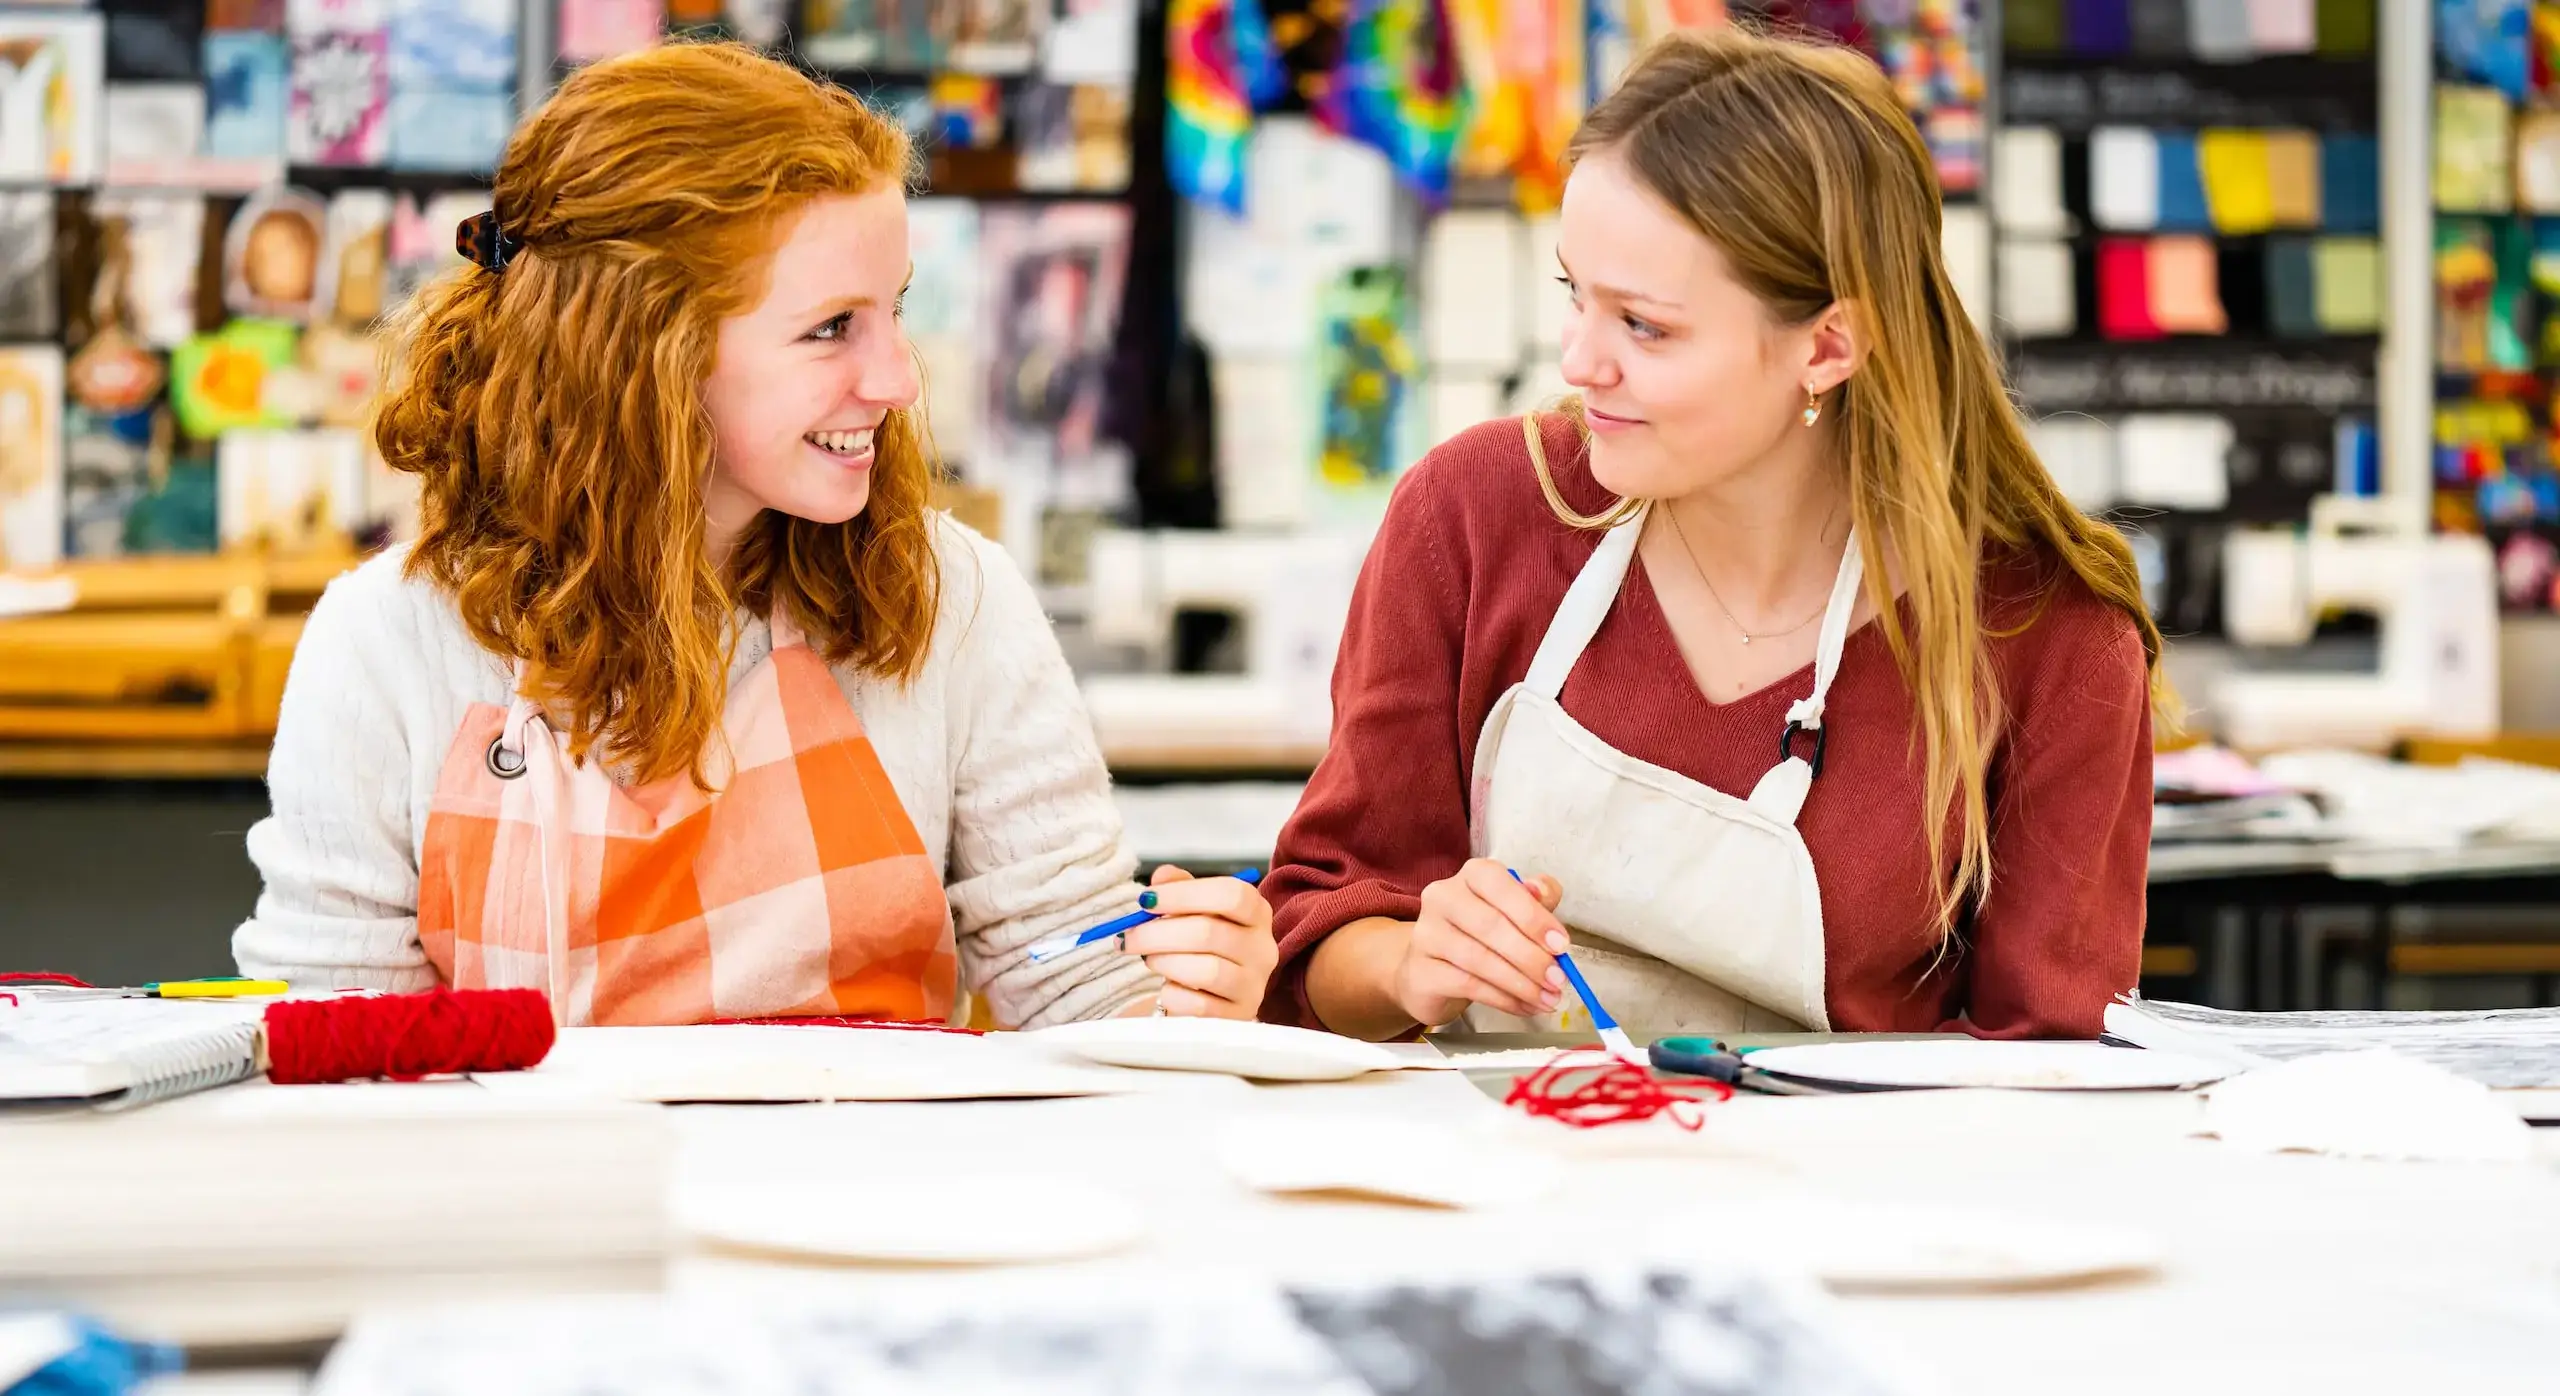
left=234, top=43, right=1274, bottom=1028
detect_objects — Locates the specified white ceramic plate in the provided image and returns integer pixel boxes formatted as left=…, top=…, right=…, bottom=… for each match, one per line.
left=1029, top=1017, right=1409, bottom=1081
left=1741, top=1040, right=2233, bottom=1092
left=1672, top=1197, right=2164, bottom=1291
left=680, top=1176, right=1147, bottom=1265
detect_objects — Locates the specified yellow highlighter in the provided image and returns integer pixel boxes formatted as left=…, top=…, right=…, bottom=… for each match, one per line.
left=143, top=978, right=290, bottom=999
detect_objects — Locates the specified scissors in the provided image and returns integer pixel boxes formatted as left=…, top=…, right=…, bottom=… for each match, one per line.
left=1645, top=1036, right=1880, bottom=1096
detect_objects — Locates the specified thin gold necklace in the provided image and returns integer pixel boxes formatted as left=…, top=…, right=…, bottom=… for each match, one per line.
left=1660, top=501, right=1835, bottom=646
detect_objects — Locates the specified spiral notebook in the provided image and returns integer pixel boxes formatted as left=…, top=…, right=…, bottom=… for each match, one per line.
left=0, top=999, right=265, bottom=1108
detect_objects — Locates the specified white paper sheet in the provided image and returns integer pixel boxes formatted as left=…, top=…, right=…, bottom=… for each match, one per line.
left=1212, top=357, right=1312, bottom=526
left=472, top=1025, right=1146, bottom=1103
left=2089, top=126, right=2161, bottom=231
left=1421, top=210, right=1522, bottom=371
left=1217, top=1113, right=1560, bottom=1210
left=1522, top=214, right=1567, bottom=351
left=1424, top=374, right=1505, bottom=448
left=1940, top=204, right=1992, bottom=327
left=2201, top=1050, right=2533, bottom=1163
left=2025, top=415, right=2120, bottom=510
left=1992, top=127, right=2070, bottom=236
left=2116, top=413, right=2234, bottom=511
left=1995, top=239, right=2076, bottom=338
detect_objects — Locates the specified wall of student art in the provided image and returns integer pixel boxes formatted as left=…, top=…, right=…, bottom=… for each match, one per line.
left=0, top=0, right=1150, bottom=586
left=2431, top=0, right=2560, bottom=615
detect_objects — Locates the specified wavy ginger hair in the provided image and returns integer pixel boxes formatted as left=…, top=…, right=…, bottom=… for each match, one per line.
left=378, top=42, right=938, bottom=789
left=1531, top=27, right=2172, bottom=936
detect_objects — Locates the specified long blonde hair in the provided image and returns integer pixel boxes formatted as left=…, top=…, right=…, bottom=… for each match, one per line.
left=1528, top=27, right=2171, bottom=935
left=380, top=42, right=940, bottom=790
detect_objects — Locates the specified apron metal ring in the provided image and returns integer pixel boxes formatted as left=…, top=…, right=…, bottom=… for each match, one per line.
left=1780, top=721, right=1827, bottom=778
left=485, top=736, right=527, bottom=780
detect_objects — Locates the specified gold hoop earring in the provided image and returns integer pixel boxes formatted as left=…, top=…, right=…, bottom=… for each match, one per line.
left=1801, top=387, right=1822, bottom=427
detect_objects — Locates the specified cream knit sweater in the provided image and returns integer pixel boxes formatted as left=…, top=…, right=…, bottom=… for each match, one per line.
left=232, top=515, right=1161, bottom=1028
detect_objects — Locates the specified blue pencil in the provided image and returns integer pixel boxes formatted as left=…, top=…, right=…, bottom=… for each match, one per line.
left=1024, top=869, right=1265, bottom=964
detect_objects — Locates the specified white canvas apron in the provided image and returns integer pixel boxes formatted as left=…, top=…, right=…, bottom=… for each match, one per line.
left=1459, top=503, right=1865, bottom=1037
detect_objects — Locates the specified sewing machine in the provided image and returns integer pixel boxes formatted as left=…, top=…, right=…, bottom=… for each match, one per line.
left=2215, top=499, right=2500, bottom=752
left=1077, top=528, right=1369, bottom=766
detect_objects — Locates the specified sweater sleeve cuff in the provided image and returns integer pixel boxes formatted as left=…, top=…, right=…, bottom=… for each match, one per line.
left=1263, top=881, right=1427, bottom=1031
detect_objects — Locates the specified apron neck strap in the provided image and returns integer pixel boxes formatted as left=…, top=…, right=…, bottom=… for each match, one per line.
left=1783, top=528, right=1867, bottom=733
left=1525, top=505, right=1649, bottom=701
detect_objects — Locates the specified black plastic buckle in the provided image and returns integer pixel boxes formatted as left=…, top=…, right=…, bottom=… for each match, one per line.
left=1779, top=721, right=1827, bottom=778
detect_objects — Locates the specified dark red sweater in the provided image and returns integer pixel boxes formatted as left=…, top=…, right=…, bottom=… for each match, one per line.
left=1260, top=416, right=2152, bottom=1039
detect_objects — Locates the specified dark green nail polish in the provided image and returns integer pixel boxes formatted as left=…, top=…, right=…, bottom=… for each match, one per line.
left=1138, top=891, right=1159, bottom=911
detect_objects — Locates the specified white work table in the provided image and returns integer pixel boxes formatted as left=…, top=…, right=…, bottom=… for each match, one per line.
left=132, top=1057, right=2560, bottom=1396
left=658, top=1070, right=2556, bottom=1394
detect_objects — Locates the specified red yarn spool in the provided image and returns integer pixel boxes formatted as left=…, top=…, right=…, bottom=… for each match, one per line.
left=1503, top=1049, right=1734, bottom=1131
left=263, top=987, right=557, bottom=1084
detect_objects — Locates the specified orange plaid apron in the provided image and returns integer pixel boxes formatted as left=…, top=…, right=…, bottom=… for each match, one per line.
left=415, top=614, right=956, bottom=1027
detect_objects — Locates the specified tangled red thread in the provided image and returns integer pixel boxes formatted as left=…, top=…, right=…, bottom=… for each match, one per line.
left=264, top=987, right=557, bottom=1084
left=1503, top=1050, right=1734, bottom=1130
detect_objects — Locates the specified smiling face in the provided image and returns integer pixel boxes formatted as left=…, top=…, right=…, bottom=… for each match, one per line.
left=1555, top=150, right=1838, bottom=502
left=700, top=186, right=918, bottom=550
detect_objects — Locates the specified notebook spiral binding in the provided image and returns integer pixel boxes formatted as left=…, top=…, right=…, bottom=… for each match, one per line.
left=103, top=1021, right=262, bottom=1110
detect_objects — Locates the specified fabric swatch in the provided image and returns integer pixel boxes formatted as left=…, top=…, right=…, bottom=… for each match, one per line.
left=2097, top=237, right=2161, bottom=340
left=2189, top=0, right=2254, bottom=60
left=2246, top=0, right=2316, bottom=52
left=2264, top=236, right=2321, bottom=337
left=2147, top=236, right=2227, bottom=335
left=1997, top=238, right=2077, bottom=338
left=2117, top=414, right=2234, bottom=512
left=2130, top=0, right=2188, bottom=53
left=2263, top=129, right=2321, bottom=227
left=2199, top=129, right=2276, bottom=233
left=2313, top=237, right=2382, bottom=333
left=2064, top=0, right=2131, bottom=54
left=2435, top=84, right=2516, bottom=214
left=2025, top=416, right=2120, bottom=511
left=2315, top=0, right=2375, bottom=55
left=2004, top=0, right=2064, bottom=52
left=2516, top=111, right=2560, bottom=213
left=2089, top=126, right=2160, bottom=231
left=2320, top=133, right=2380, bottom=232
left=2154, top=132, right=2212, bottom=231
left=1993, top=126, right=2070, bottom=235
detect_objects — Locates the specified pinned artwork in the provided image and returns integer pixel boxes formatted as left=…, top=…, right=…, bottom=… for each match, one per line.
left=0, top=347, right=68, bottom=573
left=0, top=12, right=107, bottom=185
left=558, top=0, right=665, bottom=65
left=169, top=317, right=300, bottom=441
left=217, top=426, right=366, bottom=554
left=0, top=192, right=57, bottom=340
left=950, top=0, right=1041, bottom=74
left=1015, top=82, right=1130, bottom=192
left=288, top=21, right=389, bottom=165
left=207, top=1, right=290, bottom=30
left=64, top=405, right=217, bottom=559
left=316, top=189, right=393, bottom=328
left=204, top=29, right=288, bottom=161
left=387, top=87, right=511, bottom=172
left=978, top=203, right=1130, bottom=474
left=223, top=187, right=328, bottom=321
left=383, top=190, right=485, bottom=312
left=905, top=198, right=982, bottom=460
left=106, top=0, right=207, bottom=84
left=800, top=0, right=881, bottom=67
left=102, top=82, right=207, bottom=183
left=87, top=192, right=207, bottom=350
left=388, top=0, right=515, bottom=90
left=1312, top=267, right=1419, bottom=515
